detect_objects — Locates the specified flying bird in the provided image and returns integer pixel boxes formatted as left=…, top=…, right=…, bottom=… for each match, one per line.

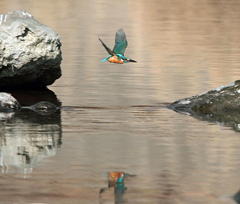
left=99, top=29, right=137, bottom=64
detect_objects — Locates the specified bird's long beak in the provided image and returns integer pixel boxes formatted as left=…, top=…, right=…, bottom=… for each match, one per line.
left=128, top=59, right=137, bottom=63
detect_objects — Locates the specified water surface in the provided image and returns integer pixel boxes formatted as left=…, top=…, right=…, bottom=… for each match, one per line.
left=1, top=0, right=240, bottom=203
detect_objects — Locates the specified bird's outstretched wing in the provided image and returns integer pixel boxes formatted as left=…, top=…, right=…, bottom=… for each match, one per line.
left=99, top=38, right=115, bottom=56
left=113, top=29, right=128, bottom=55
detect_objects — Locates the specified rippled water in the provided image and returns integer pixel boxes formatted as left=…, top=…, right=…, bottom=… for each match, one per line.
left=1, top=0, right=240, bottom=203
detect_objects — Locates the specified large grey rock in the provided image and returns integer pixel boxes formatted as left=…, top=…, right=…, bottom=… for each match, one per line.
left=0, top=10, right=62, bottom=88
left=168, top=80, right=240, bottom=131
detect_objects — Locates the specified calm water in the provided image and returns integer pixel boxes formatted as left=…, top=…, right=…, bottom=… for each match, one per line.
left=1, top=0, right=240, bottom=203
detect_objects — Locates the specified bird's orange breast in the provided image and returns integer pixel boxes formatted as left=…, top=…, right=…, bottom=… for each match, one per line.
left=108, top=56, right=124, bottom=64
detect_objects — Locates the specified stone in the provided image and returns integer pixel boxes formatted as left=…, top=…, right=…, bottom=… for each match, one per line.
left=168, top=80, right=240, bottom=131
left=0, top=10, right=62, bottom=88
left=0, top=90, right=59, bottom=116
left=0, top=92, right=20, bottom=111
left=21, top=101, right=59, bottom=115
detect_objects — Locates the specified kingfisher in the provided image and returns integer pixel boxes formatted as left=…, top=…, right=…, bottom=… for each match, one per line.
left=99, top=29, right=137, bottom=64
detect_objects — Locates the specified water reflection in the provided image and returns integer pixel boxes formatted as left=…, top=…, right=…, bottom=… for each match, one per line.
left=0, top=88, right=62, bottom=174
left=189, top=111, right=240, bottom=132
left=170, top=102, right=240, bottom=132
left=1, top=0, right=240, bottom=203
left=0, top=112, right=15, bottom=121
left=99, top=172, right=127, bottom=204
left=99, top=172, right=136, bottom=204
left=234, top=191, right=240, bottom=204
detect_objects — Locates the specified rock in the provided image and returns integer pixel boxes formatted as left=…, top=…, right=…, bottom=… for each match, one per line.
left=21, top=101, right=59, bottom=115
left=0, top=92, right=20, bottom=111
left=234, top=191, right=240, bottom=204
left=0, top=10, right=62, bottom=88
left=168, top=80, right=240, bottom=131
left=0, top=91, right=59, bottom=117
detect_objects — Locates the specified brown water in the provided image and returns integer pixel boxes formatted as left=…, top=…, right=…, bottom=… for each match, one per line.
left=1, top=0, right=240, bottom=203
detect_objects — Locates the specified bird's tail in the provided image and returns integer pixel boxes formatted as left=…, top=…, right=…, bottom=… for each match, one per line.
left=100, top=56, right=111, bottom=62
left=98, top=38, right=115, bottom=56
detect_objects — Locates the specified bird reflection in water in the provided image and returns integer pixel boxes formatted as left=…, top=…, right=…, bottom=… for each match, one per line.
left=99, top=171, right=136, bottom=204
left=99, top=172, right=131, bottom=204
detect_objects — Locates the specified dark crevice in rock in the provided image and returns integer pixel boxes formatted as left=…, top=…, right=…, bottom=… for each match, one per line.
left=16, top=27, right=32, bottom=39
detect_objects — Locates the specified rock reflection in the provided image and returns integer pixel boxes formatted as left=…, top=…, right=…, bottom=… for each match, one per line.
left=0, top=88, right=62, bottom=174
left=189, top=112, right=240, bottom=132
left=0, top=112, right=15, bottom=121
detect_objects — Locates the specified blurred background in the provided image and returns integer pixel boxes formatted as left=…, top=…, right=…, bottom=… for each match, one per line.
left=0, top=0, right=240, bottom=204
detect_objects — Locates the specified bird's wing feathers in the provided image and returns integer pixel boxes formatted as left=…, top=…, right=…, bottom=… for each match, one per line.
left=98, top=38, right=115, bottom=56
left=113, top=29, right=128, bottom=55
